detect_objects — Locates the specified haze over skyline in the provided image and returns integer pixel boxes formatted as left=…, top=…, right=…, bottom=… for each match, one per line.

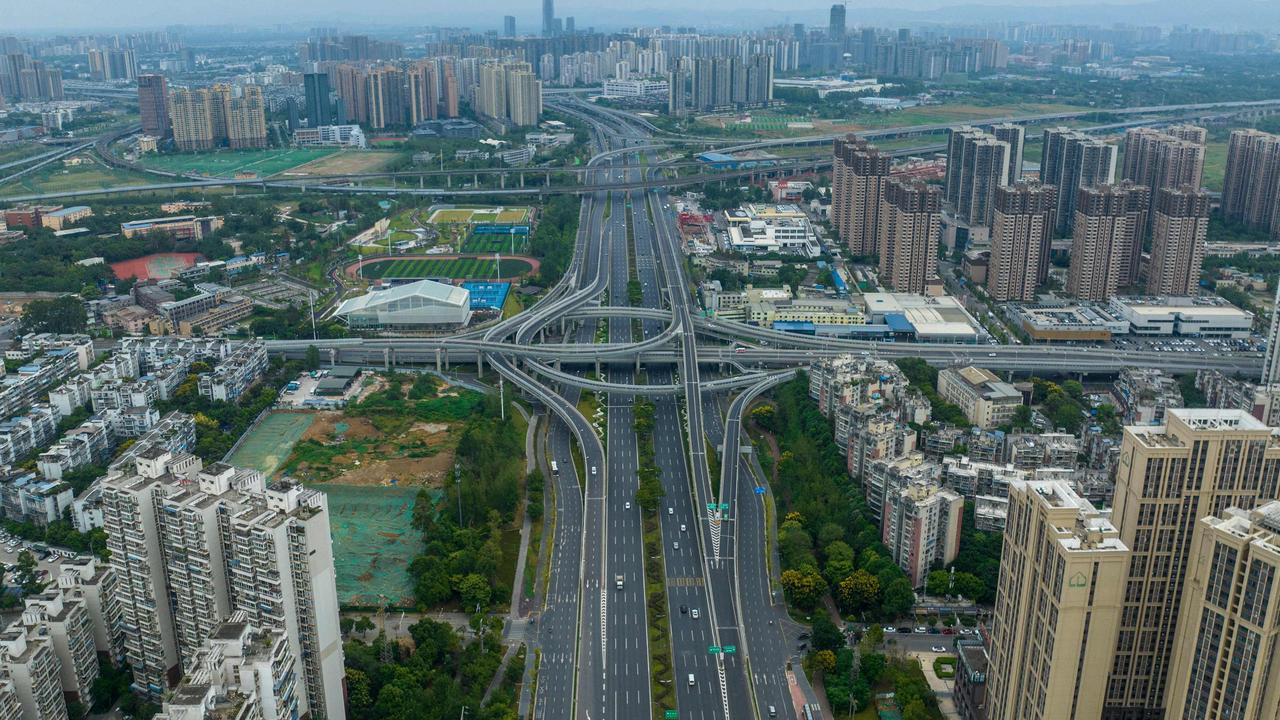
left=6, top=0, right=1276, bottom=32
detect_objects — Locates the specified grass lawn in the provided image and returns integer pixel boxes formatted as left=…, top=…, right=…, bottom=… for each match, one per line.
left=0, top=142, right=52, bottom=166
left=359, top=256, right=534, bottom=280
left=0, top=160, right=154, bottom=198
left=933, top=656, right=958, bottom=679
left=427, top=206, right=531, bottom=225
left=1203, top=140, right=1229, bottom=192
left=138, top=148, right=336, bottom=177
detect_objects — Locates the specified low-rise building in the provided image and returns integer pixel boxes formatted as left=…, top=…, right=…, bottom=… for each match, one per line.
left=723, top=204, right=821, bottom=257
left=942, top=456, right=1026, bottom=500
left=1006, top=302, right=1129, bottom=343
left=861, top=293, right=985, bottom=344
left=1113, top=367, right=1183, bottom=425
left=334, top=279, right=472, bottom=330
left=1106, top=295, right=1254, bottom=338
left=1004, top=432, right=1080, bottom=471
left=937, top=366, right=1023, bottom=429
left=119, top=215, right=223, bottom=241
left=197, top=341, right=267, bottom=402
left=38, top=206, right=92, bottom=231
left=0, top=471, right=74, bottom=526
left=292, top=124, right=366, bottom=148
left=1196, top=369, right=1280, bottom=427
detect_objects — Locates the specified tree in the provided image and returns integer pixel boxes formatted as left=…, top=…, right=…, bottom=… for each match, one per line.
left=951, top=571, right=985, bottom=602
left=838, top=569, right=881, bottom=613
left=457, top=573, right=492, bottom=611
left=304, top=344, right=321, bottom=371
left=811, top=614, right=844, bottom=652
left=880, top=577, right=915, bottom=618
left=781, top=567, right=827, bottom=609
left=634, top=468, right=665, bottom=512
left=21, top=296, right=86, bottom=334
left=812, top=649, right=837, bottom=674
left=926, top=570, right=952, bottom=597
left=13, top=551, right=42, bottom=595
left=903, top=698, right=930, bottom=720
left=353, top=616, right=376, bottom=635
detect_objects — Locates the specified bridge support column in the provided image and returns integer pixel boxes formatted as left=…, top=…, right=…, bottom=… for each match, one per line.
left=383, top=348, right=390, bottom=371
left=554, top=359, right=561, bottom=371
left=595, top=359, right=601, bottom=377
left=635, top=356, right=640, bottom=374
left=477, top=353, right=484, bottom=378
left=447, top=175, right=452, bottom=188
left=500, top=174, right=505, bottom=189
left=474, top=173, right=479, bottom=186
left=419, top=176, right=424, bottom=189
left=328, top=349, right=336, bottom=367
left=546, top=172, right=551, bottom=186
left=435, top=348, right=442, bottom=373
left=519, top=173, right=525, bottom=188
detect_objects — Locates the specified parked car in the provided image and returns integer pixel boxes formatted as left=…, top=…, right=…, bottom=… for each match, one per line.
left=931, top=646, right=947, bottom=653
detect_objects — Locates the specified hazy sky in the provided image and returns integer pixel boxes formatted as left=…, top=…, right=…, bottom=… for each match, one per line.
left=4, top=0, right=1271, bottom=32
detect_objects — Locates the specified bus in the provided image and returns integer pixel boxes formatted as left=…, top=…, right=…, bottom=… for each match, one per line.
left=550, top=460, right=559, bottom=476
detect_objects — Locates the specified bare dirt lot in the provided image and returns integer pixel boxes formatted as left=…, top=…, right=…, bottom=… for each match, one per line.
left=286, top=150, right=403, bottom=176
left=290, top=410, right=457, bottom=487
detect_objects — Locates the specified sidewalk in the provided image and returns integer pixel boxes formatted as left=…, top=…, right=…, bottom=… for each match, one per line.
left=910, top=650, right=961, bottom=719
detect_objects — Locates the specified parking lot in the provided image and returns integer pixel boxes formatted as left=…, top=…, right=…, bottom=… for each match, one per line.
left=0, top=531, right=88, bottom=582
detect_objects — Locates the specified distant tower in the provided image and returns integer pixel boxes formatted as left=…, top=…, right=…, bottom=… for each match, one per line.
left=503, top=15, right=516, bottom=37
left=1264, top=283, right=1280, bottom=385
left=828, top=4, right=847, bottom=43
left=542, top=0, right=556, bottom=36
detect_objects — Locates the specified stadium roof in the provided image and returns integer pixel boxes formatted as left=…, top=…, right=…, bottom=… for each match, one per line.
left=334, top=279, right=469, bottom=316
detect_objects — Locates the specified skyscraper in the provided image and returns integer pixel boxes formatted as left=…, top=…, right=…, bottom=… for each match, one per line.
left=991, top=122, right=1025, bottom=184
left=828, top=4, right=847, bottom=43
left=226, top=85, right=267, bottom=149
left=303, top=72, right=332, bottom=128
left=1263, top=284, right=1280, bottom=386
left=1066, top=182, right=1149, bottom=301
left=1121, top=125, right=1206, bottom=257
left=137, top=74, right=170, bottom=139
left=168, top=87, right=216, bottom=151
left=1163, top=501, right=1280, bottom=720
left=945, top=127, right=1011, bottom=226
left=1221, top=128, right=1280, bottom=239
left=831, top=135, right=890, bottom=257
left=408, top=62, right=439, bottom=126
left=987, top=479, right=1128, bottom=720
left=503, top=15, right=517, bottom=37
left=878, top=178, right=942, bottom=294
left=987, top=182, right=1057, bottom=301
left=1147, top=185, right=1209, bottom=296
left=542, top=0, right=556, bottom=36
left=366, top=66, right=406, bottom=129
left=1041, top=127, right=1118, bottom=235
left=1104, top=409, right=1280, bottom=720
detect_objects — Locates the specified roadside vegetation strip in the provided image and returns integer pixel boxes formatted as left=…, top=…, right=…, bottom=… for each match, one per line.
left=632, top=398, right=675, bottom=719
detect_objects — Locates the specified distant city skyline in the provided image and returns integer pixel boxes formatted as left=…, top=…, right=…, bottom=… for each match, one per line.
left=5, top=0, right=1276, bottom=32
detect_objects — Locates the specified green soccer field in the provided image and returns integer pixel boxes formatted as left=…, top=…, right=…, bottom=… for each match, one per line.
left=462, top=233, right=529, bottom=254
left=138, top=148, right=337, bottom=177
left=426, top=206, right=532, bottom=225
left=360, top=257, right=534, bottom=280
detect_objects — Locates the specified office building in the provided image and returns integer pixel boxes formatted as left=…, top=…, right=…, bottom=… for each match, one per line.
left=1147, top=185, right=1209, bottom=296
left=1121, top=126, right=1206, bottom=235
left=137, top=75, right=170, bottom=139
left=1066, top=182, right=1149, bottom=301
left=937, top=366, right=1023, bottom=429
left=947, top=128, right=1011, bottom=226
left=503, top=15, right=517, bottom=37
left=991, top=123, right=1025, bottom=184
left=987, top=479, right=1129, bottom=720
left=542, top=0, right=556, bottom=36
left=101, top=451, right=345, bottom=718
left=1041, top=127, right=1118, bottom=235
left=881, top=482, right=963, bottom=588
left=986, top=182, right=1056, bottom=300
left=1221, top=128, right=1280, bottom=239
left=1104, top=409, right=1280, bottom=719
left=303, top=73, right=333, bottom=127
left=829, top=4, right=847, bottom=42
left=877, top=178, right=942, bottom=294
left=1164, top=501, right=1280, bottom=719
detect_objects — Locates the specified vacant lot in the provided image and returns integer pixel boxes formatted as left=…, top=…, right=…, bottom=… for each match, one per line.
left=697, top=102, right=1088, bottom=137
left=355, top=256, right=536, bottom=280
left=286, top=150, right=404, bottom=176
left=139, top=148, right=335, bottom=177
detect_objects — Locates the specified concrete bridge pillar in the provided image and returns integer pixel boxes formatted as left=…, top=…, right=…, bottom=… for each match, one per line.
left=595, top=358, right=601, bottom=377
left=474, top=173, right=479, bottom=187
left=383, top=347, right=390, bottom=371
left=419, top=176, right=424, bottom=189
left=635, top=356, right=641, bottom=374
left=328, top=348, right=336, bottom=366
left=442, top=348, right=449, bottom=371
left=447, top=175, right=452, bottom=188
left=435, top=348, right=442, bottom=373
left=520, top=173, right=525, bottom=188
left=500, top=174, right=506, bottom=189
left=546, top=171, right=551, bottom=186
left=477, top=353, right=484, bottom=378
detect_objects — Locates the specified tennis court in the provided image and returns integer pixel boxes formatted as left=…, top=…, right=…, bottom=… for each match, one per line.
left=226, top=411, right=316, bottom=476
left=461, top=281, right=511, bottom=310
left=325, top=484, right=431, bottom=606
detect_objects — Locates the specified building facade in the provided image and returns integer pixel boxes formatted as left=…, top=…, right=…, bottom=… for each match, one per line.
left=878, top=178, right=941, bottom=294
left=1146, top=185, right=1209, bottom=296
left=1066, top=183, right=1149, bottom=301
left=986, top=182, right=1056, bottom=301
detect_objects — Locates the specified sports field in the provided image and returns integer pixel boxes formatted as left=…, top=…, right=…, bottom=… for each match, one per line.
left=359, top=256, right=535, bottom=280
left=226, top=411, right=316, bottom=476
left=462, top=232, right=529, bottom=254
left=139, top=148, right=337, bottom=178
left=427, top=206, right=531, bottom=225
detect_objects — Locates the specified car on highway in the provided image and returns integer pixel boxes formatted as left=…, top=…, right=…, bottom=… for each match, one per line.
left=624, top=501, right=631, bottom=510
left=591, top=466, right=597, bottom=476
left=680, top=605, right=687, bottom=614
left=897, top=627, right=912, bottom=634
left=672, top=541, right=679, bottom=550
left=931, top=646, right=947, bottom=653
left=680, top=524, right=686, bottom=532
left=691, top=608, right=700, bottom=619
left=667, top=507, right=673, bottom=515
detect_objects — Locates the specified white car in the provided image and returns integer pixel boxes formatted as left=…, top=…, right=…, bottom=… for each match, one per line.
left=691, top=609, right=700, bottom=619
left=668, top=507, right=674, bottom=515
left=931, top=645, right=947, bottom=653
left=625, top=502, right=631, bottom=510
left=672, top=542, right=679, bottom=550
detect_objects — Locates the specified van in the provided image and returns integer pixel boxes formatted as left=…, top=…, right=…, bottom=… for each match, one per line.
left=688, top=674, right=695, bottom=687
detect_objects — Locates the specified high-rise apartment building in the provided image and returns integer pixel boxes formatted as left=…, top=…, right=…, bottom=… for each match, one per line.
left=1, top=55, right=63, bottom=102
left=366, top=66, right=406, bottom=130
left=303, top=73, right=333, bottom=127
left=1066, top=182, right=1149, bottom=301
left=1264, top=285, right=1280, bottom=386
left=1104, top=409, right=1280, bottom=719
left=168, top=87, right=216, bottom=151
left=881, top=482, right=963, bottom=588
left=1147, top=185, right=1209, bottom=296
left=21, top=588, right=99, bottom=708
left=88, top=49, right=137, bottom=82
left=878, top=178, right=942, bottom=294
left=1164, top=501, right=1280, bottom=720
left=987, top=479, right=1128, bottom=720
left=169, top=85, right=266, bottom=151
left=476, top=62, right=542, bottom=128
left=101, top=449, right=345, bottom=718
left=0, top=619, right=66, bottom=720
left=945, top=127, right=1011, bottom=226
left=987, top=182, right=1057, bottom=301
left=829, top=4, right=847, bottom=42
left=226, top=85, right=267, bottom=149
left=137, top=75, right=170, bottom=139
left=503, top=15, right=517, bottom=37
left=1041, top=127, right=1118, bottom=235
left=408, top=62, right=439, bottom=126
left=1221, top=128, right=1280, bottom=240
left=1121, top=126, right=1206, bottom=270
left=991, top=123, right=1025, bottom=184
left=831, top=135, right=890, bottom=256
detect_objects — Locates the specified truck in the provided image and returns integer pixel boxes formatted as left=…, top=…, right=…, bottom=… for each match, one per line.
left=615, top=575, right=624, bottom=590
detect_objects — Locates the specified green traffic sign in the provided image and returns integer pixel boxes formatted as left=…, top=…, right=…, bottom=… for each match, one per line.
left=723, top=645, right=737, bottom=654
left=708, top=645, right=721, bottom=653
left=719, top=503, right=730, bottom=510
left=664, top=712, right=678, bottom=720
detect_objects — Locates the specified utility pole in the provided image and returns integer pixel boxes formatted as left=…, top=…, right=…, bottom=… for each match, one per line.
left=455, top=461, right=463, bottom=526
